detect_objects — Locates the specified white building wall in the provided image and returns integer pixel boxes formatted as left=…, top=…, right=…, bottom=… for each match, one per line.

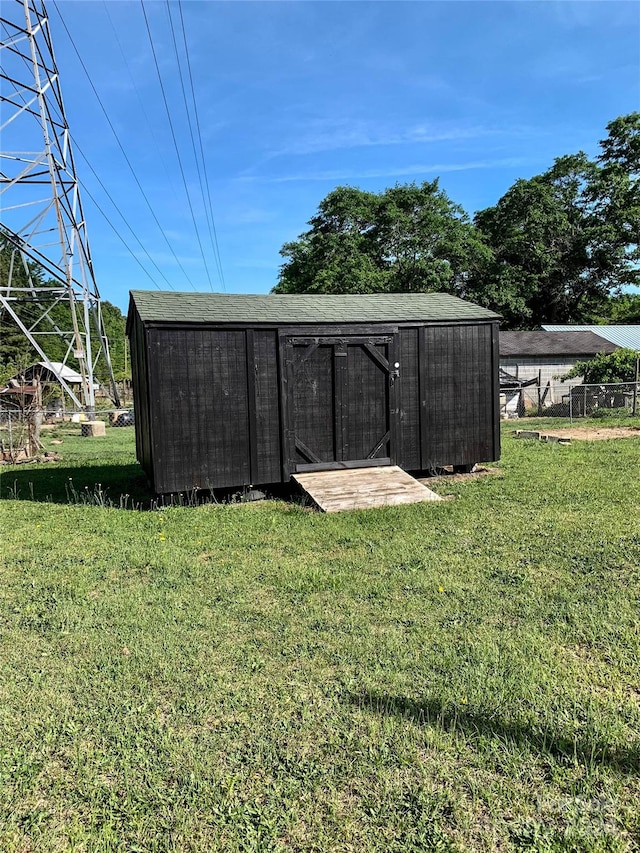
left=500, top=356, right=584, bottom=405
left=500, top=356, right=583, bottom=383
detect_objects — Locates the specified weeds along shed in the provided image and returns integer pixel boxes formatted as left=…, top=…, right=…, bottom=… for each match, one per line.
left=127, top=291, right=501, bottom=494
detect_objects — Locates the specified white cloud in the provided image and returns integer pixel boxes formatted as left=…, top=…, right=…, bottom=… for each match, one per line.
left=241, top=158, right=526, bottom=184
left=267, top=119, right=502, bottom=158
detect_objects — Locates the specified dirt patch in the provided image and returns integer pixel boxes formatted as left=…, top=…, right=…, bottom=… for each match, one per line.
left=541, top=427, right=640, bottom=441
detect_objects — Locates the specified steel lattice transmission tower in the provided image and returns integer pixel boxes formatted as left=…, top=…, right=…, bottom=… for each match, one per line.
left=0, top=0, right=120, bottom=410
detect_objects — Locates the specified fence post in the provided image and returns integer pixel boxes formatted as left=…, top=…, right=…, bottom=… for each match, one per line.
left=569, top=388, right=573, bottom=424
left=634, top=358, right=639, bottom=418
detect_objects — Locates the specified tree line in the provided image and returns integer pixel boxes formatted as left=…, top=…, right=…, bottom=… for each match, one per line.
left=274, top=113, right=640, bottom=329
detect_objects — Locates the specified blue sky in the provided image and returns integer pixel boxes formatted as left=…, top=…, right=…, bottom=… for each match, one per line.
left=17, top=1, right=640, bottom=311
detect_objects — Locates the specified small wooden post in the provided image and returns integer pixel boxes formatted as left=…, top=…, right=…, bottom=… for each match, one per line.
left=537, top=369, right=542, bottom=415
left=633, top=357, right=639, bottom=417
left=30, top=374, right=43, bottom=458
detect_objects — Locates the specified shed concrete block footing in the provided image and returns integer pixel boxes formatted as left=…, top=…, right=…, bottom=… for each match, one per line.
left=81, top=420, right=106, bottom=437
left=515, top=430, right=540, bottom=440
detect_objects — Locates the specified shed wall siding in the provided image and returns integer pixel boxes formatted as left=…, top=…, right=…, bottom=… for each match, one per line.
left=397, top=327, right=421, bottom=469
left=421, top=324, right=495, bottom=468
left=253, top=330, right=282, bottom=483
left=130, top=312, right=152, bottom=482
left=149, top=327, right=252, bottom=492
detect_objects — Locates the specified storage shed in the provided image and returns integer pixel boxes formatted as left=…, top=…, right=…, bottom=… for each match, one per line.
left=127, top=291, right=501, bottom=494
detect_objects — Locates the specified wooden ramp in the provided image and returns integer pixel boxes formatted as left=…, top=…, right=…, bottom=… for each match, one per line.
left=293, top=465, right=442, bottom=513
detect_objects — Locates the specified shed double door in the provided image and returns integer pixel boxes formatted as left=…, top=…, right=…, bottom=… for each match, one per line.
left=283, top=334, right=398, bottom=475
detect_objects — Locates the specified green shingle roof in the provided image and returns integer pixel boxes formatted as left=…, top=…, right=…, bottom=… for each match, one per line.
left=130, top=291, right=499, bottom=325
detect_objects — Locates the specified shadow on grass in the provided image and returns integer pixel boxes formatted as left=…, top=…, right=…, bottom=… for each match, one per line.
left=0, top=462, right=153, bottom=509
left=0, top=462, right=300, bottom=511
left=348, top=692, right=639, bottom=776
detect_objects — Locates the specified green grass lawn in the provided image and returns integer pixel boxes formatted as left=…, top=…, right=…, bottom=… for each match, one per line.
left=1, top=422, right=639, bottom=852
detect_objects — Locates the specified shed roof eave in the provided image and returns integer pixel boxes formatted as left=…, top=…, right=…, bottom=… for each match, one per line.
left=141, top=316, right=499, bottom=331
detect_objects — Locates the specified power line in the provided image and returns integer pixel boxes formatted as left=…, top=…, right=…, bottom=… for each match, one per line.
left=80, top=179, right=165, bottom=292
left=73, top=142, right=174, bottom=291
left=176, top=0, right=226, bottom=292
left=101, top=1, right=181, bottom=207
left=50, top=0, right=199, bottom=292
left=167, top=0, right=225, bottom=291
left=140, top=0, right=215, bottom=292
left=102, top=0, right=179, bottom=195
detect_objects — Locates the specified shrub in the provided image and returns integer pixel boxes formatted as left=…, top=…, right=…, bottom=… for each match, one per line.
left=564, top=348, right=639, bottom=383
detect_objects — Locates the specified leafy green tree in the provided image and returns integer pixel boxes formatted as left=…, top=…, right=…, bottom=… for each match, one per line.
left=472, top=154, right=608, bottom=327
left=99, top=301, right=129, bottom=381
left=611, top=292, right=640, bottom=323
left=591, top=112, right=640, bottom=290
left=599, top=112, right=640, bottom=172
left=472, top=113, right=640, bottom=328
left=564, top=348, right=639, bottom=383
left=597, top=291, right=640, bottom=323
left=274, top=182, right=491, bottom=295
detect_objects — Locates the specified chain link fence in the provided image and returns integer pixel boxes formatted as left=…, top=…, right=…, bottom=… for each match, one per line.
left=0, top=404, right=134, bottom=462
left=501, top=381, right=640, bottom=421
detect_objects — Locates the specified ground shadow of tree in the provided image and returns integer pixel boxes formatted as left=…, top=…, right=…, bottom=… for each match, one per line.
left=346, top=692, right=639, bottom=776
